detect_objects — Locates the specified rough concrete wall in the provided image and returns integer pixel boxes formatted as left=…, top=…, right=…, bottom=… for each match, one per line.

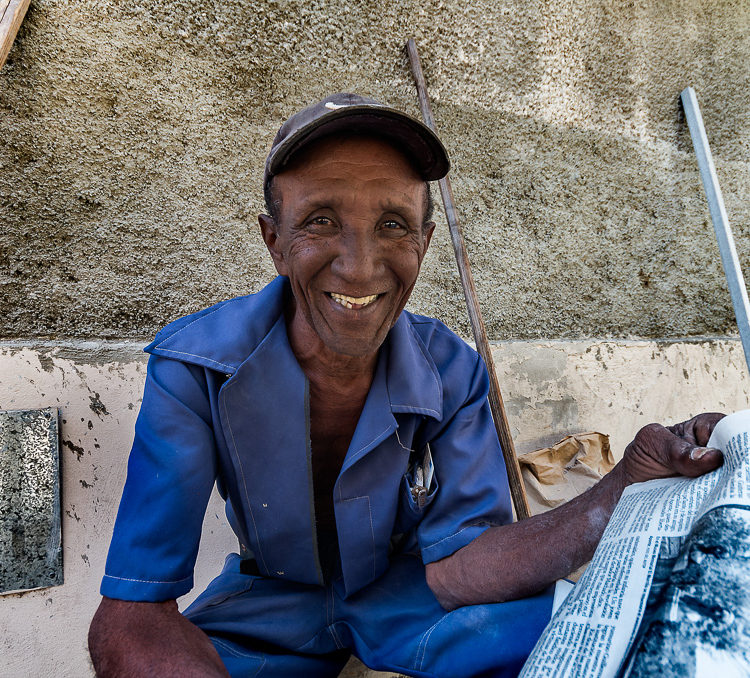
left=1, top=0, right=749, bottom=340
left=0, top=339, right=747, bottom=676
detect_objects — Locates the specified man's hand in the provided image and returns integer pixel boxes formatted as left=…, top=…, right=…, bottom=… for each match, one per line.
left=621, top=413, right=725, bottom=485
left=88, top=597, right=229, bottom=677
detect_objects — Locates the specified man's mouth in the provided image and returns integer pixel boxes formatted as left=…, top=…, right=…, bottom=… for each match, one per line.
left=328, top=292, right=380, bottom=309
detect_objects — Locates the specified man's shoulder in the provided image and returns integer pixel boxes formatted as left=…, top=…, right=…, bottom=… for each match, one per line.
left=401, top=310, right=478, bottom=365
left=144, top=276, right=287, bottom=373
left=400, top=311, right=484, bottom=405
left=397, top=311, right=488, bottom=422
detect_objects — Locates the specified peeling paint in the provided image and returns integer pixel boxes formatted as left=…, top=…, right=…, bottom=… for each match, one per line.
left=88, top=394, right=109, bottom=418
left=62, top=440, right=84, bottom=461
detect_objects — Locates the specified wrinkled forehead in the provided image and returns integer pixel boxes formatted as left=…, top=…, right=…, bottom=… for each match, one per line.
left=265, top=133, right=432, bottom=225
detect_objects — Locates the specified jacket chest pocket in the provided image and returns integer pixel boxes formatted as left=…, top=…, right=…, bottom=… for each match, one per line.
left=393, top=444, right=439, bottom=535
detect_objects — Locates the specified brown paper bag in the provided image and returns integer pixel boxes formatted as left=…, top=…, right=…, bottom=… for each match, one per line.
left=518, top=432, right=615, bottom=515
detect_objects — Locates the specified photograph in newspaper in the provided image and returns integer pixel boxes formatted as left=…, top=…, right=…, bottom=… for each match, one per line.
left=519, top=409, right=750, bottom=678
left=622, top=506, right=750, bottom=677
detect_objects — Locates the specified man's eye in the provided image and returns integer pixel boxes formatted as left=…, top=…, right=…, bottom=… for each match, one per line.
left=308, top=216, right=333, bottom=228
left=383, top=220, right=406, bottom=230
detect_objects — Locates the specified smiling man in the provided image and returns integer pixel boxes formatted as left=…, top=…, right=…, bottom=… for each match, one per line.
left=88, top=94, right=724, bottom=677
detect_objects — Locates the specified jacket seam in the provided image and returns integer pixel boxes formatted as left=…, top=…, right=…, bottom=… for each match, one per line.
left=390, top=405, right=440, bottom=417
left=222, top=381, right=270, bottom=574
left=421, top=525, right=480, bottom=551
left=340, top=493, right=377, bottom=580
left=346, top=424, right=394, bottom=466
left=213, top=637, right=268, bottom=669
left=155, top=348, right=235, bottom=373
left=152, top=304, right=230, bottom=350
left=102, top=573, right=192, bottom=585
left=404, top=320, right=443, bottom=415
left=415, top=614, right=452, bottom=671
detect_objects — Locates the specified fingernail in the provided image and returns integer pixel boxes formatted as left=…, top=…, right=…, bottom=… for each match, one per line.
left=690, top=447, right=711, bottom=460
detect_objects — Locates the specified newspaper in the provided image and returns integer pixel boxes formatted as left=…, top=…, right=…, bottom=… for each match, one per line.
left=520, top=409, right=750, bottom=678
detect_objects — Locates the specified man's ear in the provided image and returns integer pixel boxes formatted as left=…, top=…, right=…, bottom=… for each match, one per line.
left=421, top=221, right=436, bottom=260
left=258, top=214, right=288, bottom=276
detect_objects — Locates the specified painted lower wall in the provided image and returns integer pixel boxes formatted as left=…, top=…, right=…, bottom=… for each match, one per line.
left=0, top=338, right=747, bottom=677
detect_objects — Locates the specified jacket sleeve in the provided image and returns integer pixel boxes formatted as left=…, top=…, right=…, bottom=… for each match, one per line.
left=416, top=352, right=513, bottom=565
left=100, top=355, right=219, bottom=601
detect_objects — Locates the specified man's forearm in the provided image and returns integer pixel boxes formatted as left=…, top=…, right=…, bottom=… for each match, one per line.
left=426, top=463, right=628, bottom=610
left=89, top=597, right=229, bottom=677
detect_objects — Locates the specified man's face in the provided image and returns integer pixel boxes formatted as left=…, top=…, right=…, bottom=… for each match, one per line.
left=260, top=135, right=435, bottom=359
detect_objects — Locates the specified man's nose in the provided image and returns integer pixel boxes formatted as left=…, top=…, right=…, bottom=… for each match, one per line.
left=330, top=229, right=381, bottom=283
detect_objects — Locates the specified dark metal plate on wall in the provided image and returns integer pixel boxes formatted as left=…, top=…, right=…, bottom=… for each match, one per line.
left=0, top=408, right=62, bottom=594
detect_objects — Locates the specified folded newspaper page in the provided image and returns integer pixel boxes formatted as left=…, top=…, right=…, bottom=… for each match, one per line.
left=520, top=410, right=750, bottom=678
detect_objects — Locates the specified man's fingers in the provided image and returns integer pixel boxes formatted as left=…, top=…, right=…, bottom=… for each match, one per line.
left=666, top=419, right=697, bottom=446
left=624, top=421, right=724, bottom=484
left=690, top=412, right=726, bottom=447
left=668, top=412, right=726, bottom=447
left=624, top=423, right=682, bottom=483
left=668, top=442, right=723, bottom=477
left=652, top=420, right=723, bottom=477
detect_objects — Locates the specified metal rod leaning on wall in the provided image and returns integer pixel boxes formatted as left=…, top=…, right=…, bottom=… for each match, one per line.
left=406, top=38, right=531, bottom=520
left=681, top=87, right=750, bottom=375
left=0, top=0, right=32, bottom=70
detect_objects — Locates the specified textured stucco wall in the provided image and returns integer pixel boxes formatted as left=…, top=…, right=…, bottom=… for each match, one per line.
left=0, top=339, right=747, bottom=676
left=1, top=0, right=749, bottom=340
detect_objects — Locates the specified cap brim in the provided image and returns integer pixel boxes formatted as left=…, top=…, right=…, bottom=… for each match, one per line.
left=266, top=105, right=450, bottom=181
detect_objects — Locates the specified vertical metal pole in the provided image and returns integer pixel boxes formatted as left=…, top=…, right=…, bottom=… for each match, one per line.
left=681, top=87, right=750, bottom=374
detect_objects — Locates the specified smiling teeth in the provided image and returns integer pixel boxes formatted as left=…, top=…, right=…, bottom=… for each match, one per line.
left=330, top=293, right=378, bottom=309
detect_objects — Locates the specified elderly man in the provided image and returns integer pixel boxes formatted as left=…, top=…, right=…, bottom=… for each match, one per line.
left=88, top=93, right=723, bottom=677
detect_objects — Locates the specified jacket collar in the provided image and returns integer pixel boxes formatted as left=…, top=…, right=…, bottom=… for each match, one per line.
left=146, top=276, right=443, bottom=421
left=144, top=276, right=288, bottom=375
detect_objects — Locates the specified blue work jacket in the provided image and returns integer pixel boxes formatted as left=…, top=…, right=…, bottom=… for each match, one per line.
left=102, top=277, right=512, bottom=601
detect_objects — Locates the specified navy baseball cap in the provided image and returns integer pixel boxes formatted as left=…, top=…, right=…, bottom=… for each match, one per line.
left=264, top=93, right=450, bottom=184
